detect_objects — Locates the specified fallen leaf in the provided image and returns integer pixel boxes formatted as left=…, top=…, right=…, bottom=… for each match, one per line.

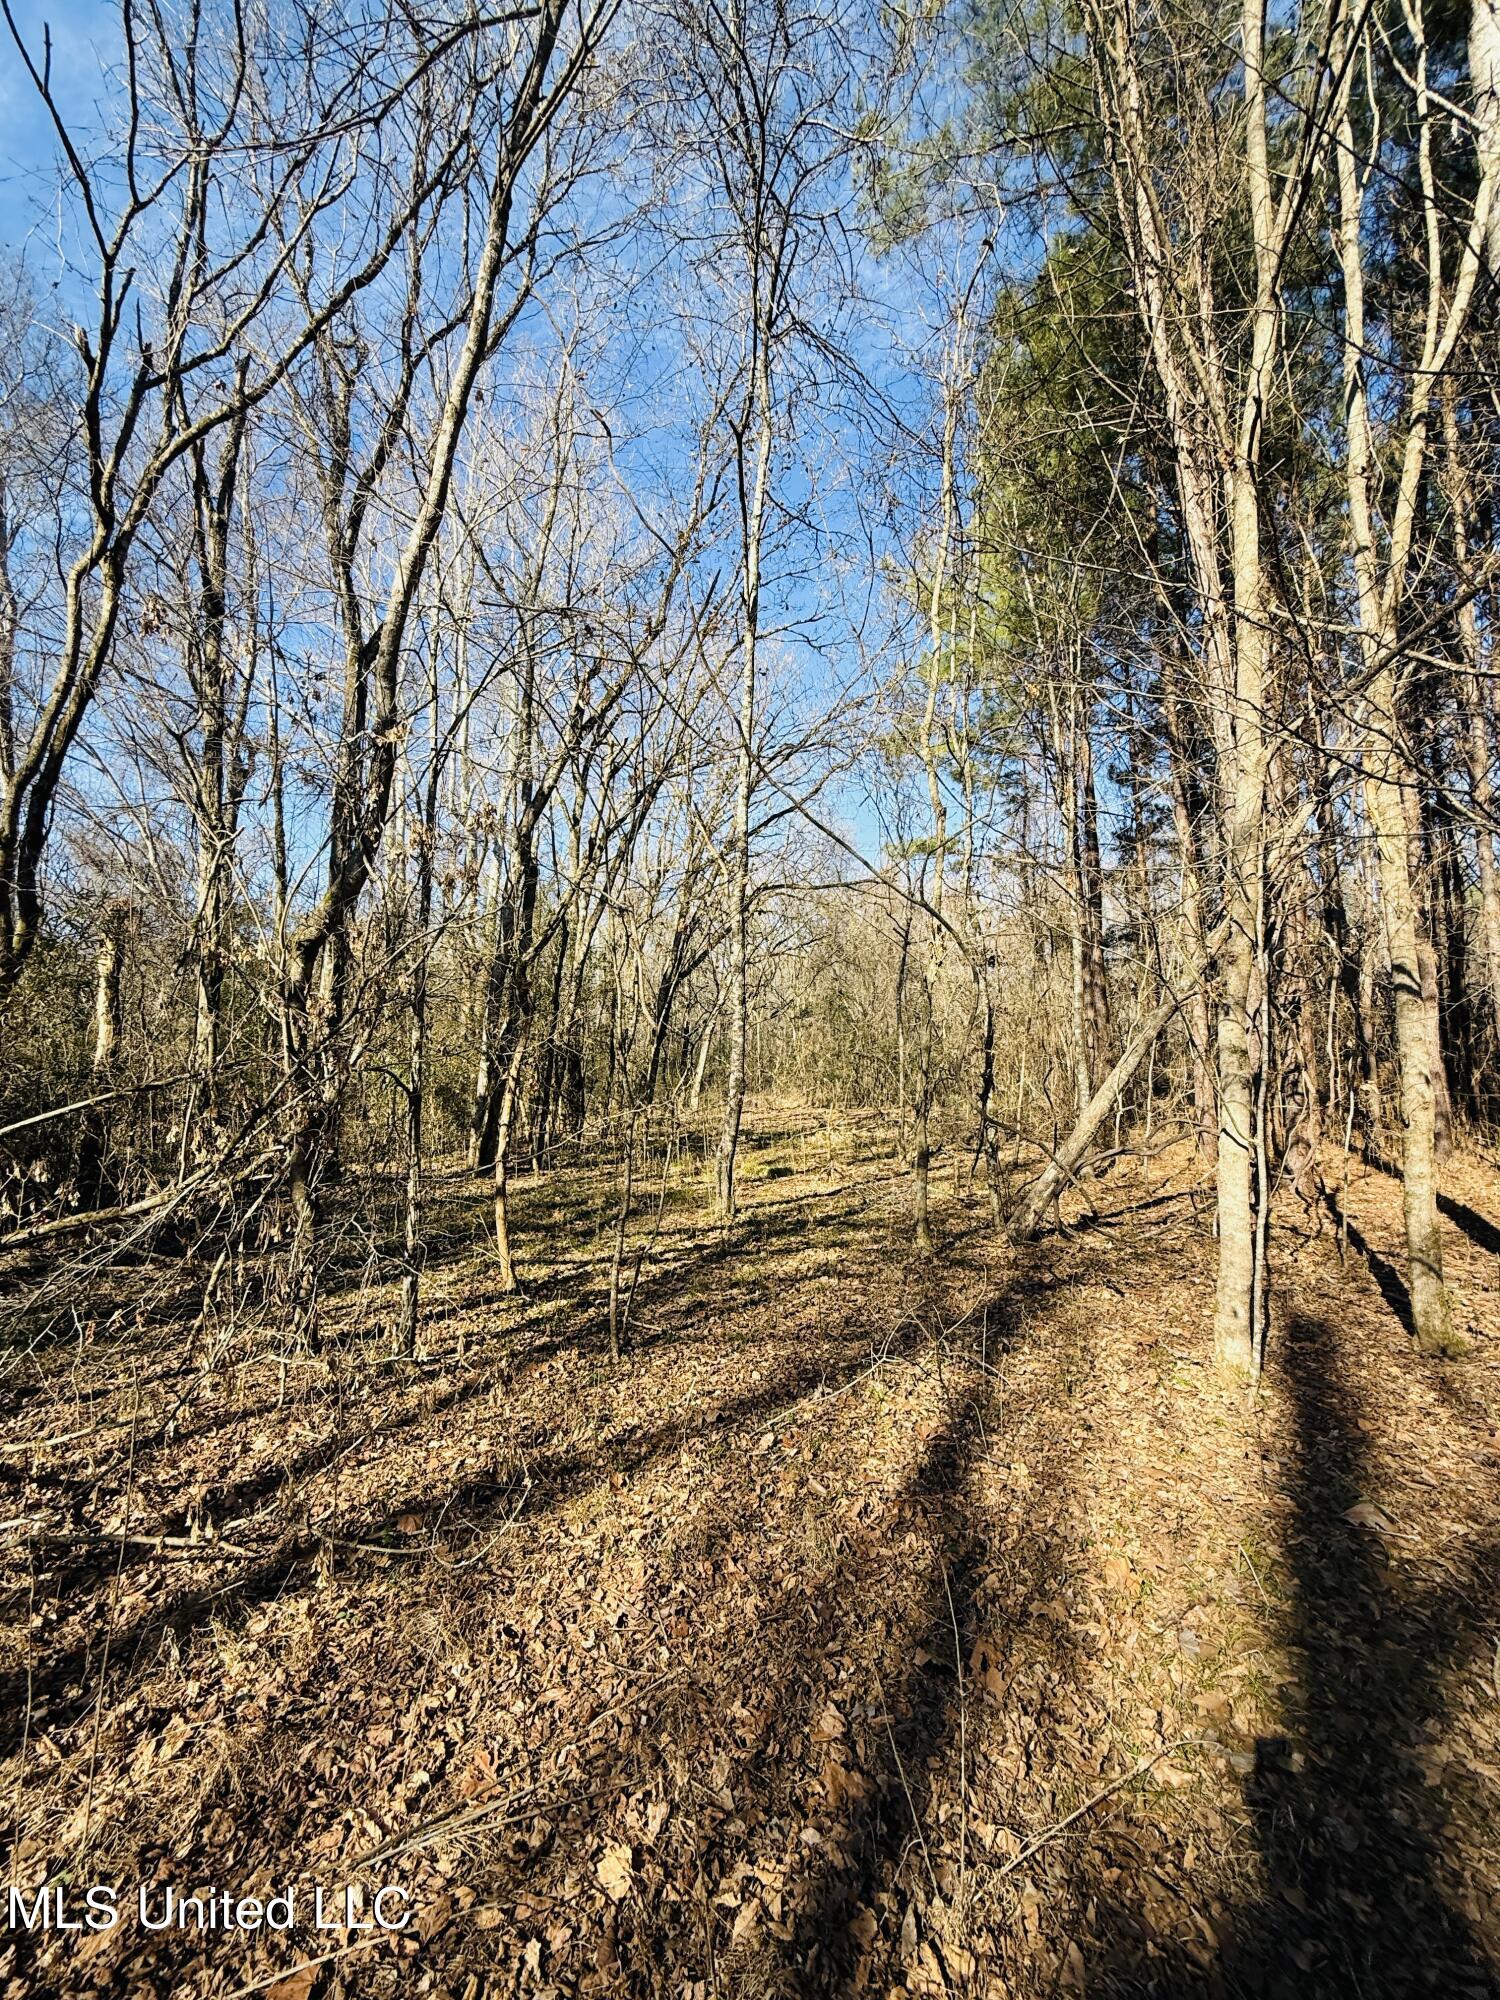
left=900, top=1900, right=920, bottom=1959
left=596, top=1841, right=634, bottom=1902
left=266, top=1970, right=318, bottom=2000
left=1019, top=1880, right=1043, bottom=1941
left=158, top=1714, right=192, bottom=1761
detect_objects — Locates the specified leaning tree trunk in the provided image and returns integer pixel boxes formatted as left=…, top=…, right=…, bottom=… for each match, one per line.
left=1008, top=980, right=1199, bottom=1240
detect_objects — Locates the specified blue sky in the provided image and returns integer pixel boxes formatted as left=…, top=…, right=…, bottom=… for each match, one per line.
left=0, top=0, right=115, bottom=247
left=0, top=0, right=1012, bottom=895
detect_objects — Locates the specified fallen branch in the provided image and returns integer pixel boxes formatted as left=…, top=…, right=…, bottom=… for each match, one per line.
left=0, top=1179, right=209, bottom=1252
left=10, top=1529, right=265, bottom=1561
left=0, top=1066, right=248, bottom=1144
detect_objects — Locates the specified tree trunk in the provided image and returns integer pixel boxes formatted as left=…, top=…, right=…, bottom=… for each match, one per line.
left=1467, top=686, right=1500, bottom=1064
left=1332, top=37, right=1466, bottom=1350
left=530, top=917, right=569, bottom=1169
left=492, top=1060, right=526, bottom=1295
left=1363, top=709, right=1456, bottom=1349
left=1161, top=653, right=1215, bottom=1160
left=716, top=351, right=772, bottom=1225
left=1009, top=981, right=1197, bottom=1240
left=1440, top=381, right=1500, bottom=1061
left=78, top=902, right=128, bottom=1208
left=1309, top=712, right=1382, bottom=1143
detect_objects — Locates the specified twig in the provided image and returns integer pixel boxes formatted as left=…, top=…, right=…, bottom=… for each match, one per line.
left=941, top=1560, right=968, bottom=1905
left=13, top=1529, right=265, bottom=1559
left=79, top=1370, right=140, bottom=1861
left=1239, top=1542, right=1272, bottom=1609
left=873, top=1662, right=939, bottom=1901
left=996, top=1740, right=1195, bottom=1879
left=350, top=1668, right=682, bottom=1869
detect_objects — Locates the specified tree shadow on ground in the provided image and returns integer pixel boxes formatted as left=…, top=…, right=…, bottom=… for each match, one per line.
left=1225, top=1312, right=1498, bottom=1996
left=429, top=1255, right=1086, bottom=2000
left=1436, top=1190, right=1500, bottom=1259
left=748, top=1349, right=1077, bottom=1998
left=14, top=1151, right=1500, bottom=1998
left=1339, top=1151, right=1500, bottom=1260
left=0, top=1251, right=964, bottom=1761
left=1067, top=1187, right=1194, bottom=1234
left=1321, top=1189, right=1415, bottom=1336
left=1072, top=1309, right=1499, bottom=1998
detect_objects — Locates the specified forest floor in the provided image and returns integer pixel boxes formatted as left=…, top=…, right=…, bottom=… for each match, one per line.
left=2, top=1110, right=1500, bottom=2000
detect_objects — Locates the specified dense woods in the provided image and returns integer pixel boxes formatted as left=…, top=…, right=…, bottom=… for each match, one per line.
left=3, top=0, right=1500, bottom=1993
left=4, top=0, right=1499, bottom=1357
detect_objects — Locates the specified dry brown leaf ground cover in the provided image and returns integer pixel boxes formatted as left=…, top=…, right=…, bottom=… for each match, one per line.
left=3, top=1113, right=1499, bottom=2000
